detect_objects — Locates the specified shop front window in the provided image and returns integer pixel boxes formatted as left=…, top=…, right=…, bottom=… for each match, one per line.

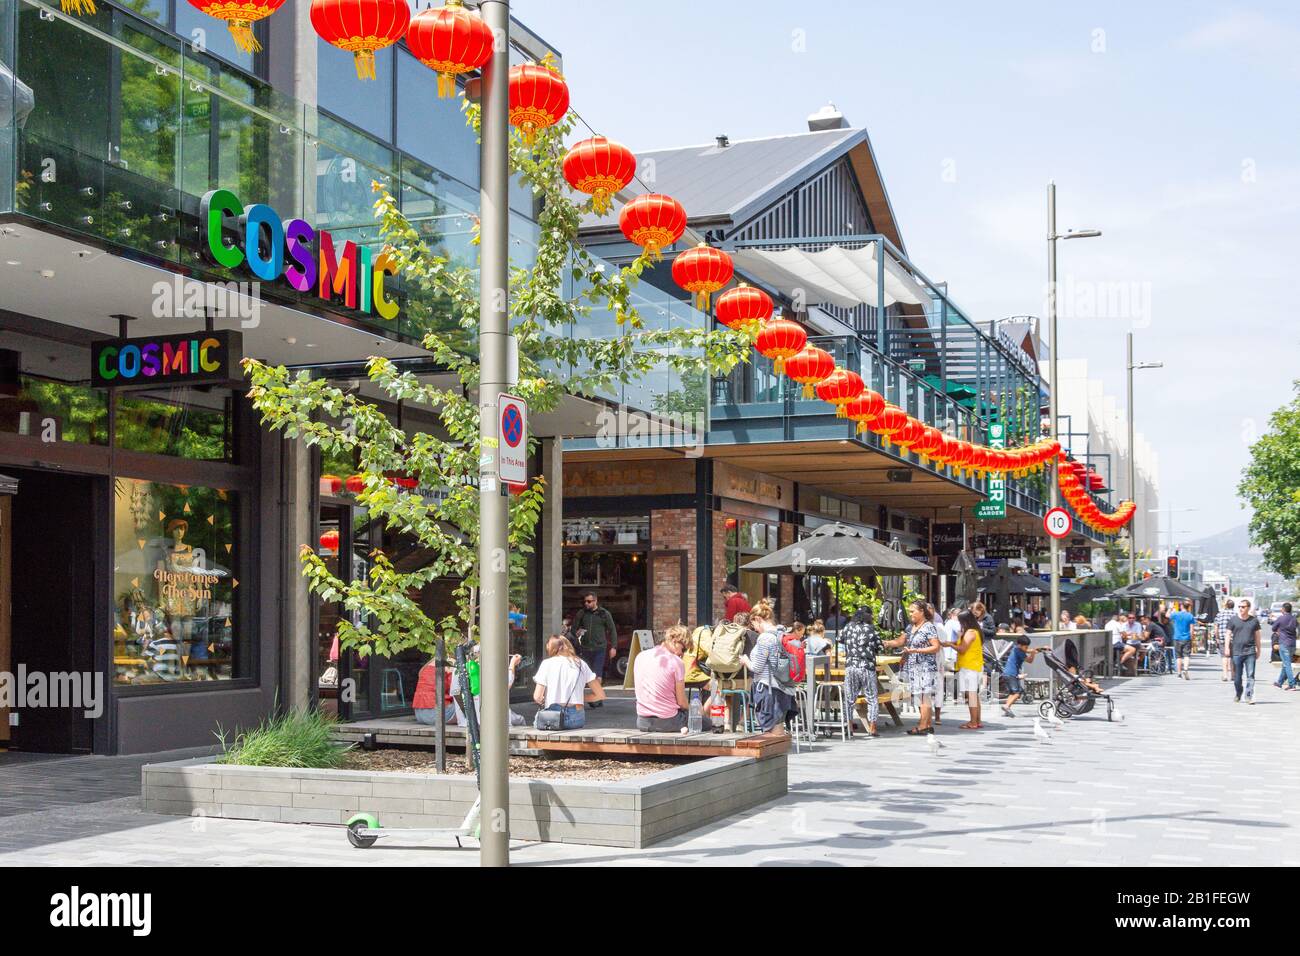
left=562, top=516, right=649, bottom=546
left=112, top=477, right=238, bottom=684
left=0, top=373, right=109, bottom=445
left=724, top=517, right=778, bottom=607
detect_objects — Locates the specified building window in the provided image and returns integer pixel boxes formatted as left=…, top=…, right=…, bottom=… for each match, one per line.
left=112, top=477, right=239, bottom=684
left=725, top=516, right=778, bottom=604
left=115, top=386, right=235, bottom=461
left=317, top=39, right=393, bottom=141
left=562, top=516, right=649, bottom=546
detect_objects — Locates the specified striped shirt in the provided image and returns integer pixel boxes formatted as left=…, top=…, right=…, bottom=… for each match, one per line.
left=748, top=632, right=784, bottom=688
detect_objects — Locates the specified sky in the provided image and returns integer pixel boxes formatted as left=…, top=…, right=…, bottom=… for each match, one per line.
left=512, top=0, right=1300, bottom=543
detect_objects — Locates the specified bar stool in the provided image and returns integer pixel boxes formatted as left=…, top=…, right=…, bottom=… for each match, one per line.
left=813, top=682, right=851, bottom=741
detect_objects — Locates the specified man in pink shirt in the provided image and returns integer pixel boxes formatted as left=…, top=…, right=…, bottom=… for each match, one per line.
left=634, top=625, right=690, bottom=732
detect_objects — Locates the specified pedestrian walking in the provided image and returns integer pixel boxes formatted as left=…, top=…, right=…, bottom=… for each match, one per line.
left=1215, top=599, right=1236, bottom=681
left=1227, top=599, right=1263, bottom=704
left=1270, top=601, right=1297, bottom=690
left=954, top=608, right=984, bottom=729
left=1168, top=602, right=1196, bottom=680
left=571, top=592, right=617, bottom=706
left=883, top=600, right=941, bottom=735
left=999, top=633, right=1044, bottom=716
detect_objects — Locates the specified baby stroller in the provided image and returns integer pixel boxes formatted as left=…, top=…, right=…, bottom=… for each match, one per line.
left=1038, top=650, right=1114, bottom=721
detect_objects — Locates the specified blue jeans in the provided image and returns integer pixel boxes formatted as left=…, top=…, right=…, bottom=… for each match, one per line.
left=535, top=704, right=585, bottom=730
left=1232, top=653, right=1256, bottom=700
left=1275, top=645, right=1296, bottom=687
left=415, top=705, right=457, bottom=725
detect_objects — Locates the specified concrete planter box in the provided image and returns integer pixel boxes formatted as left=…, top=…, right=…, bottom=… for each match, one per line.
left=142, top=753, right=787, bottom=848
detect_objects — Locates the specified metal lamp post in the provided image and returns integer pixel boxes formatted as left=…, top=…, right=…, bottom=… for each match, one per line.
left=478, top=0, right=512, bottom=868
left=1046, top=182, right=1101, bottom=629
left=1126, top=333, right=1162, bottom=584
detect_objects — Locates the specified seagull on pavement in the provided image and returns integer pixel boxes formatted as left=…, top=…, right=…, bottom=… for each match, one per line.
left=927, top=732, right=943, bottom=756
left=1033, top=717, right=1053, bottom=744
left=1045, top=709, right=1065, bottom=729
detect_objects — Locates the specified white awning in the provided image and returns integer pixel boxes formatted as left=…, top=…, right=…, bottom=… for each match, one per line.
left=730, top=243, right=931, bottom=310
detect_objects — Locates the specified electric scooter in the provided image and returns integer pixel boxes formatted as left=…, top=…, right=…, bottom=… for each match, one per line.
left=344, top=643, right=482, bottom=849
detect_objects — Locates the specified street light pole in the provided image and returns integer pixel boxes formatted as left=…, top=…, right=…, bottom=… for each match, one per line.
left=1126, top=333, right=1162, bottom=584
left=1047, top=183, right=1061, bottom=629
left=477, top=0, right=511, bottom=868
left=1045, top=183, right=1100, bottom=629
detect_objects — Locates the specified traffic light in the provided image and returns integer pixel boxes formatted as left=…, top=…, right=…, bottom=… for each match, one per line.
left=1166, top=554, right=1179, bottom=578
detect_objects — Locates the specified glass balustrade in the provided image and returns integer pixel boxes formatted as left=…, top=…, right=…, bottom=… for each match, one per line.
left=0, top=0, right=544, bottom=348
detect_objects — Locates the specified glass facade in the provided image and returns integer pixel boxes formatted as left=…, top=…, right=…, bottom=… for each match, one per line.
left=112, top=477, right=238, bottom=684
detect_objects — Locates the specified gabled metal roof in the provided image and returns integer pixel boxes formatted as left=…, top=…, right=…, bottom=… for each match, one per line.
left=580, top=127, right=906, bottom=252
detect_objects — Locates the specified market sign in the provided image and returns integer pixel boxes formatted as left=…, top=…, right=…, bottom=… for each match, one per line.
left=200, top=189, right=401, bottom=321
left=984, top=547, right=1023, bottom=560
left=973, top=423, right=1006, bottom=520
left=91, top=331, right=242, bottom=388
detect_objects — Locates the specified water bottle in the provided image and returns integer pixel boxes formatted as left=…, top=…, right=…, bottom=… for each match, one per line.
left=688, top=689, right=703, bottom=734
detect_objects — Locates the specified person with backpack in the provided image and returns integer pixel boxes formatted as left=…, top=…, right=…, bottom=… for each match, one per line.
left=740, top=601, right=797, bottom=733
left=882, top=599, right=942, bottom=736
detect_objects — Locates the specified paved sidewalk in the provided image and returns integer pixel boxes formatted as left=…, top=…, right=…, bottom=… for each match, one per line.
left=0, top=656, right=1295, bottom=866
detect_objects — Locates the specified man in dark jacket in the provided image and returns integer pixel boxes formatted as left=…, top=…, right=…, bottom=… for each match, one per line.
left=572, top=592, right=617, bottom=705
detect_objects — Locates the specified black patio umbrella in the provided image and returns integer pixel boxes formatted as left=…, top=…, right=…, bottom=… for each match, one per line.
left=1195, top=585, right=1221, bottom=617
left=975, top=569, right=1049, bottom=594
left=741, top=523, right=931, bottom=636
left=740, top=522, right=933, bottom=576
left=1108, top=575, right=1204, bottom=603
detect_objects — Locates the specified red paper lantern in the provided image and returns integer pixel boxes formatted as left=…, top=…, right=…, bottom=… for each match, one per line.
left=892, top=417, right=925, bottom=449
left=815, top=369, right=865, bottom=417
left=913, top=426, right=945, bottom=464
left=948, top=439, right=973, bottom=475
left=715, top=283, right=774, bottom=330
left=508, top=62, right=569, bottom=145
left=783, top=345, right=835, bottom=397
left=562, top=136, right=636, bottom=214
left=672, top=243, right=734, bottom=311
left=319, top=528, right=339, bottom=552
left=187, top=0, right=287, bottom=52
left=755, top=320, right=808, bottom=376
left=619, top=193, right=687, bottom=261
left=345, top=474, right=366, bottom=494
left=844, top=390, right=886, bottom=434
left=968, top=446, right=990, bottom=476
left=867, top=404, right=907, bottom=446
left=320, top=473, right=343, bottom=495
left=311, top=0, right=410, bottom=79
left=405, top=1, right=494, bottom=98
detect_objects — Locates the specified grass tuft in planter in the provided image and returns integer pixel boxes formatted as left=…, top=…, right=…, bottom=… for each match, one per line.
left=216, top=709, right=353, bottom=769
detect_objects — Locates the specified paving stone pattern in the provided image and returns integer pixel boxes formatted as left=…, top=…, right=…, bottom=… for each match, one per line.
left=0, top=656, right=1295, bottom=866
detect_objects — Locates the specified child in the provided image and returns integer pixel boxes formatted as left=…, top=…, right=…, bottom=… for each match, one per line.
left=1001, top=634, right=1044, bottom=717
left=804, top=620, right=832, bottom=657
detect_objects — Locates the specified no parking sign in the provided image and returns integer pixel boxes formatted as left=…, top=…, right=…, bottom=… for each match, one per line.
left=498, top=393, right=528, bottom=486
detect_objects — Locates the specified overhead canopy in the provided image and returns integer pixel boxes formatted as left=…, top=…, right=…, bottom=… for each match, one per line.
left=740, top=522, right=932, bottom=576
left=730, top=243, right=931, bottom=310
left=1108, top=576, right=1205, bottom=602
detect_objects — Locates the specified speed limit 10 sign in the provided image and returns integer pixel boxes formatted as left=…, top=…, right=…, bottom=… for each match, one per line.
left=1044, top=507, right=1072, bottom=539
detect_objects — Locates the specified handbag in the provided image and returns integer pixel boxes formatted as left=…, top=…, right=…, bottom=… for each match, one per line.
left=534, top=709, right=563, bottom=731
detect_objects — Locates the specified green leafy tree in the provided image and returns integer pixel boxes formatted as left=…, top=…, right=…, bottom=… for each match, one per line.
left=245, top=82, right=754, bottom=660
left=1239, top=382, right=1300, bottom=577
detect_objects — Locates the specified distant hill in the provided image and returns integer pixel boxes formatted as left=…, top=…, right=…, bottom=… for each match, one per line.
left=1183, top=523, right=1259, bottom=558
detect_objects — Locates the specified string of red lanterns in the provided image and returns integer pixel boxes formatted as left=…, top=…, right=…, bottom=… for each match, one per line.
left=186, top=0, right=287, bottom=52
left=405, top=0, right=495, bottom=98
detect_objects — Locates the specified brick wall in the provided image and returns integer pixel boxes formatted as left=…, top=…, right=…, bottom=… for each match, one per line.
left=650, top=509, right=696, bottom=631
left=712, top=511, right=730, bottom=622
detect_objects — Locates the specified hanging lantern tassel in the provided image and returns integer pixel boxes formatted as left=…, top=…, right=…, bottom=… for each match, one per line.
left=353, top=49, right=378, bottom=80
left=228, top=19, right=261, bottom=52
left=61, top=0, right=96, bottom=13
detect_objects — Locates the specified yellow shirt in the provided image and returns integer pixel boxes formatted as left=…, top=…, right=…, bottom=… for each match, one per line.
left=955, top=628, right=983, bottom=671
